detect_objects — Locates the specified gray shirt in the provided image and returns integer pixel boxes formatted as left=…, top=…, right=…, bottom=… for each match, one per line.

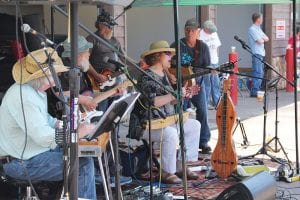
left=86, top=31, right=124, bottom=72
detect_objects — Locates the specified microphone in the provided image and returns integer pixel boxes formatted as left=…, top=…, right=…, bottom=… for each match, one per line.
left=103, top=56, right=125, bottom=69
left=21, top=24, right=55, bottom=45
left=234, top=35, right=250, bottom=49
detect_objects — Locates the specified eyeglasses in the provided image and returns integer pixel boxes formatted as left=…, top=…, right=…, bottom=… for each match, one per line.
left=164, top=51, right=172, bottom=56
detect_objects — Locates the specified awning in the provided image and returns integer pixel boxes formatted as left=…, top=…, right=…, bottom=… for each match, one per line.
left=132, top=0, right=299, bottom=6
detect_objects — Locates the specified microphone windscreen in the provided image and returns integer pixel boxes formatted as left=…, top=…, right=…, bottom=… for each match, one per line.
left=21, top=24, right=31, bottom=33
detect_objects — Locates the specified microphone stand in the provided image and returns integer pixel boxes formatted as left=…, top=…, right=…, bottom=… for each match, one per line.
left=116, top=65, right=166, bottom=199
left=40, top=34, right=72, bottom=199
left=68, top=2, right=80, bottom=199
left=265, top=77, right=291, bottom=163
left=237, top=42, right=294, bottom=163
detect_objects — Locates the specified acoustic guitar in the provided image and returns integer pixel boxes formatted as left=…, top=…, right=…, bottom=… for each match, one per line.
left=81, top=80, right=134, bottom=114
left=145, top=112, right=190, bottom=130
left=211, top=79, right=238, bottom=179
left=168, top=62, right=233, bottom=87
left=88, top=68, right=123, bottom=91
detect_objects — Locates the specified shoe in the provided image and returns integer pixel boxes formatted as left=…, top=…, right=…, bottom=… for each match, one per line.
left=161, top=172, right=182, bottom=184
left=176, top=168, right=198, bottom=180
left=186, top=108, right=196, bottom=113
left=250, top=94, right=257, bottom=98
left=95, top=175, right=132, bottom=187
left=207, top=104, right=215, bottom=110
left=136, top=171, right=158, bottom=181
left=199, top=144, right=212, bottom=154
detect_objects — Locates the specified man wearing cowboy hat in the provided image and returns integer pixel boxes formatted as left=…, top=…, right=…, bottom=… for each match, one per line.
left=169, top=18, right=212, bottom=154
left=0, top=48, right=96, bottom=199
left=129, top=40, right=200, bottom=184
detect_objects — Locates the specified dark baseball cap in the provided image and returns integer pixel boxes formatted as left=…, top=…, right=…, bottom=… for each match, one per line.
left=185, top=18, right=200, bottom=29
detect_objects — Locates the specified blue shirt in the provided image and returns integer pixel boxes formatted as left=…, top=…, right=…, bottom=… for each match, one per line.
left=0, top=83, right=57, bottom=160
left=248, top=24, right=267, bottom=56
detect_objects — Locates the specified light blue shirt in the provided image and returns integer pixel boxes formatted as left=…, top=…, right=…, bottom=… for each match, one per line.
left=0, top=83, right=57, bottom=160
left=248, top=24, right=267, bottom=56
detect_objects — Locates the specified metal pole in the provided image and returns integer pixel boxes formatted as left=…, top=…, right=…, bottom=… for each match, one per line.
left=173, top=0, right=188, bottom=199
left=50, top=6, right=54, bottom=42
left=292, top=0, right=299, bottom=174
left=69, top=2, right=80, bottom=199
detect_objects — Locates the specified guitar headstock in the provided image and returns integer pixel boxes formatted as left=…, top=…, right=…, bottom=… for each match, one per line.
left=223, top=79, right=231, bottom=93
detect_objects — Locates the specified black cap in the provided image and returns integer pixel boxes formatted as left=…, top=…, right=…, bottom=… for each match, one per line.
left=95, top=9, right=118, bottom=28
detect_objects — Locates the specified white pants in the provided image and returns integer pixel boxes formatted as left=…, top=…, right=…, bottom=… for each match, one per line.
left=142, top=119, right=201, bottom=174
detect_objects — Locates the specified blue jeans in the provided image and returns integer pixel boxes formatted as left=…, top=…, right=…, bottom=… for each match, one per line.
left=184, top=78, right=211, bottom=145
left=3, top=147, right=96, bottom=199
left=203, top=72, right=221, bottom=107
left=251, top=54, right=264, bottom=96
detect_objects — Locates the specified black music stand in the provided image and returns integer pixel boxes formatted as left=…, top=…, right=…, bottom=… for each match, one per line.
left=85, top=92, right=140, bottom=200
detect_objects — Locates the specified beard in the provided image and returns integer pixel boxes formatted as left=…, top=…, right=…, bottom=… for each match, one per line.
left=79, top=58, right=90, bottom=72
left=103, top=30, right=113, bottom=40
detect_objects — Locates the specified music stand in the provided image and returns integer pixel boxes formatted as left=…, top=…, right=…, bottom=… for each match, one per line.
left=85, top=92, right=140, bottom=200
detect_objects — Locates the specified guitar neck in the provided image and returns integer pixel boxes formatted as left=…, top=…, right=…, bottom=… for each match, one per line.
left=93, top=80, right=132, bottom=104
left=182, top=69, right=210, bottom=81
left=93, top=88, right=117, bottom=104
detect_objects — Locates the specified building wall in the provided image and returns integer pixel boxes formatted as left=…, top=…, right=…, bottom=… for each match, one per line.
left=265, top=4, right=292, bottom=89
left=0, top=5, right=43, bottom=16
left=43, top=5, right=98, bottom=37
left=216, top=5, right=261, bottom=68
left=126, top=6, right=197, bottom=61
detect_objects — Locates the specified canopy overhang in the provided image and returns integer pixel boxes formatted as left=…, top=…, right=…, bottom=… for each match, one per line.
left=132, top=0, right=297, bottom=7
left=0, top=0, right=298, bottom=6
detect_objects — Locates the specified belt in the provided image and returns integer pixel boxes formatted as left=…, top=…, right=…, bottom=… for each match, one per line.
left=0, top=156, right=16, bottom=165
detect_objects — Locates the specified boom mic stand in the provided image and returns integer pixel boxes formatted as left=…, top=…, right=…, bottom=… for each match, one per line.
left=236, top=41, right=294, bottom=163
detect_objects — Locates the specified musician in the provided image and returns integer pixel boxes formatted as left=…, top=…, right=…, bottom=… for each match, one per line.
left=86, top=10, right=126, bottom=112
left=0, top=48, right=96, bottom=199
left=48, top=35, right=98, bottom=118
left=129, top=41, right=200, bottom=184
left=60, top=35, right=132, bottom=186
left=169, top=18, right=212, bottom=154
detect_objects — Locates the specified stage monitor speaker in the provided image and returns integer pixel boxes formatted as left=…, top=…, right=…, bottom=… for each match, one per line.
left=216, top=171, right=276, bottom=200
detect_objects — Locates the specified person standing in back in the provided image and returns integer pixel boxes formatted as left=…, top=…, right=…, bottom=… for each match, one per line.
left=248, top=13, right=269, bottom=97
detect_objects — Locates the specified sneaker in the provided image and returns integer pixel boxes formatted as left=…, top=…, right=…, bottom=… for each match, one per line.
left=186, top=108, right=196, bottom=114
left=95, top=175, right=132, bottom=187
left=207, top=105, right=215, bottom=110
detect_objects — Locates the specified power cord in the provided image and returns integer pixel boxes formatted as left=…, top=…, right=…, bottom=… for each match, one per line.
left=15, top=1, right=39, bottom=199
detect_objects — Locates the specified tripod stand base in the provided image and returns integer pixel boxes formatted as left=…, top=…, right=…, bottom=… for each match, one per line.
left=239, top=147, right=287, bottom=164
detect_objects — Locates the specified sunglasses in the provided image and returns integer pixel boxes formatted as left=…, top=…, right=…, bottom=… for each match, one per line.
left=164, top=51, right=172, bottom=56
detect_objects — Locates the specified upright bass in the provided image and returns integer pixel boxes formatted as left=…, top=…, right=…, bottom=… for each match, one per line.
left=211, top=79, right=238, bottom=178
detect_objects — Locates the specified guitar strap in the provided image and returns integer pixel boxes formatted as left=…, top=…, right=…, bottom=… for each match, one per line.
left=194, top=39, right=201, bottom=67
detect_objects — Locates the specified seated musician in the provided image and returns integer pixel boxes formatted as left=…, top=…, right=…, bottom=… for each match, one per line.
left=129, top=41, right=201, bottom=184
left=0, top=48, right=96, bottom=199
left=47, top=35, right=98, bottom=118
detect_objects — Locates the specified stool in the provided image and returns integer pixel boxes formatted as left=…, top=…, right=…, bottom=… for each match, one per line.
left=0, top=162, right=62, bottom=200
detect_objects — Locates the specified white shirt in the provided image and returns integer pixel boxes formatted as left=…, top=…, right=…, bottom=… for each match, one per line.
left=199, top=29, right=221, bottom=65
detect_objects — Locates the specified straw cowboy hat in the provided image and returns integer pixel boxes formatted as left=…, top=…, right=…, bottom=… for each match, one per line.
left=141, top=40, right=175, bottom=58
left=12, top=48, right=69, bottom=84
